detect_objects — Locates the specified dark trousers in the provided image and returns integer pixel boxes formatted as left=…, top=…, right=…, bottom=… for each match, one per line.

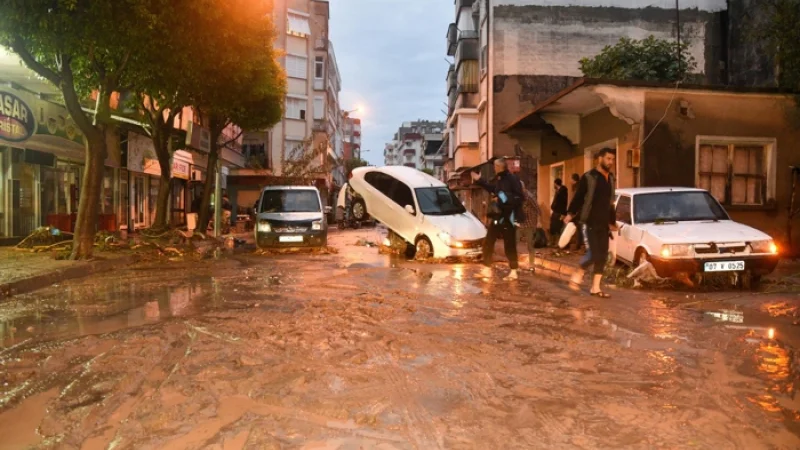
left=483, top=222, right=518, bottom=270
left=579, top=224, right=610, bottom=275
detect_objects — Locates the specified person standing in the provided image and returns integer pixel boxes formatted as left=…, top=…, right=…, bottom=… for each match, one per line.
left=563, top=148, right=618, bottom=298
left=471, top=158, right=523, bottom=281
left=517, top=181, right=541, bottom=271
left=569, top=173, right=584, bottom=250
left=549, top=178, right=568, bottom=246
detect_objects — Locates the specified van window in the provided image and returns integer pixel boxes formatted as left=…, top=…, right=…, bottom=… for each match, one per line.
left=260, top=190, right=320, bottom=213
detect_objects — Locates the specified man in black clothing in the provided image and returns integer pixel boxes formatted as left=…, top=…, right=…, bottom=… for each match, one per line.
left=563, top=148, right=618, bottom=297
left=549, top=178, right=568, bottom=245
left=471, top=158, right=523, bottom=281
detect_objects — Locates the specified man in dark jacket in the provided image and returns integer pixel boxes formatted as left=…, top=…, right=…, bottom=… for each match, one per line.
left=471, top=158, right=523, bottom=280
left=563, top=148, right=618, bottom=298
left=549, top=178, right=568, bottom=245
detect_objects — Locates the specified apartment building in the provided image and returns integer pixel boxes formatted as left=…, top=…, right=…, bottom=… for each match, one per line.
left=242, top=0, right=343, bottom=187
left=420, top=134, right=445, bottom=179
left=343, top=115, right=362, bottom=161
left=443, top=0, right=776, bottom=214
left=384, top=120, right=444, bottom=169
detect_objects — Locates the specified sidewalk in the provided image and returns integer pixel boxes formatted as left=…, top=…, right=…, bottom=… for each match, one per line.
left=492, top=239, right=582, bottom=277
left=0, top=248, right=136, bottom=298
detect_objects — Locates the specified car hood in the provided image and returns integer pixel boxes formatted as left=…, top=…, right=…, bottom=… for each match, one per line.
left=257, top=212, right=322, bottom=222
left=424, top=213, right=486, bottom=240
left=639, top=220, right=772, bottom=244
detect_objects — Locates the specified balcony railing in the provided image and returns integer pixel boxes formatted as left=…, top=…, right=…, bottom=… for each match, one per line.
left=457, top=60, right=479, bottom=94
left=447, top=64, right=456, bottom=92
left=447, top=23, right=457, bottom=56
left=456, top=33, right=479, bottom=63
left=456, top=0, right=476, bottom=11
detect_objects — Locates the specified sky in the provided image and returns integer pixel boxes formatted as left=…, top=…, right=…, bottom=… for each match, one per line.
left=330, top=0, right=452, bottom=166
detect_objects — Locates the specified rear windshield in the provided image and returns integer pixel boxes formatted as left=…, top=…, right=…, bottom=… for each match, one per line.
left=415, top=187, right=467, bottom=216
left=260, top=190, right=320, bottom=213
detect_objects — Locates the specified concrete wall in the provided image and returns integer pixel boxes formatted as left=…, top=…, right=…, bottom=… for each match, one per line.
left=492, top=2, right=727, bottom=82
left=642, top=90, right=799, bottom=245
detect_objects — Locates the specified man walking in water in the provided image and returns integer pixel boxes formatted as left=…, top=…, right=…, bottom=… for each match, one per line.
left=471, top=158, right=524, bottom=281
left=563, top=148, right=618, bottom=297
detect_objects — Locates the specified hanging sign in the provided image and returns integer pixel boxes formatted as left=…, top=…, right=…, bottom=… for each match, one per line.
left=0, top=91, right=35, bottom=142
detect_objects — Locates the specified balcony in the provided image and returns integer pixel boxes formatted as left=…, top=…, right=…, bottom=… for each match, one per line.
left=315, top=37, right=328, bottom=50
left=448, top=89, right=457, bottom=112
left=456, top=32, right=479, bottom=63
left=312, top=120, right=326, bottom=132
left=457, top=60, right=479, bottom=93
left=456, top=0, right=475, bottom=12
left=447, top=64, right=456, bottom=92
left=447, top=23, right=457, bottom=56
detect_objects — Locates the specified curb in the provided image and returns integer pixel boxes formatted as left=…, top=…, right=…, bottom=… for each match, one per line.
left=0, top=254, right=138, bottom=298
left=533, top=255, right=579, bottom=278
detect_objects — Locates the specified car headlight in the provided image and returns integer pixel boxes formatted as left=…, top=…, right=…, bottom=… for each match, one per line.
left=751, top=240, right=778, bottom=254
left=257, top=221, right=271, bottom=232
left=312, top=221, right=323, bottom=231
left=660, top=244, right=690, bottom=258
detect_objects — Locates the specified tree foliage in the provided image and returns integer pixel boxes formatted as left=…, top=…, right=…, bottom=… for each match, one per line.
left=751, top=0, right=800, bottom=93
left=579, top=36, right=697, bottom=82
left=0, top=0, right=171, bottom=259
left=344, top=157, right=369, bottom=176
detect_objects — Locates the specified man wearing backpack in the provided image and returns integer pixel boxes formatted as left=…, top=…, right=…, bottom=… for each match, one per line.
left=471, top=158, right=524, bottom=281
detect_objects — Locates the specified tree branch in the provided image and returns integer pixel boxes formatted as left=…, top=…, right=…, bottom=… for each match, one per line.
left=220, top=129, right=245, bottom=148
left=10, top=36, right=62, bottom=86
left=60, top=62, right=97, bottom=139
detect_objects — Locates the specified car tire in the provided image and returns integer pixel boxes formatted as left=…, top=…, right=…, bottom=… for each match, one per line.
left=414, top=236, right=433, bottom=260
left=634, top=248, right=649, bottom=267
left=351, top=199, right=368, bottom=222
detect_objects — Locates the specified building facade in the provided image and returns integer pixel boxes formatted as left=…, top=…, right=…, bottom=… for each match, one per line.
left=343, top=115, right=361, bottom=161
left=384, top=121, right=444, bottom=169
left=444, top=0, right=777, bottom=214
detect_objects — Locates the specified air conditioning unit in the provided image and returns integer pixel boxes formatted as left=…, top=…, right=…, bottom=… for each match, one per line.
left=628, top=148, right=641, bottom=168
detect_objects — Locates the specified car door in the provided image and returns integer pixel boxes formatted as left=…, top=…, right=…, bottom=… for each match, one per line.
left=363, top=171, right=394, bottom=224
left=615, top=195, right=636, bottom=264
left=384, top=176, right=418, bottom=242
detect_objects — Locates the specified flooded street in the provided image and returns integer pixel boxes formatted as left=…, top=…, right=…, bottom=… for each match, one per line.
left=2, top=229, right=800, bottom=449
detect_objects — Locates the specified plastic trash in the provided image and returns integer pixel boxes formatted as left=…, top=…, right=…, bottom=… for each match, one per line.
left=558, top=222, right=576, bottom=249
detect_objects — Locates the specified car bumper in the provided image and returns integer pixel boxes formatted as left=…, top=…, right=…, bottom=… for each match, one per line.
left=256, top=231, right=327, bottom=248
left=649, top=254, right=780, bottom=278
left=432, top=239, right=484, bottom=259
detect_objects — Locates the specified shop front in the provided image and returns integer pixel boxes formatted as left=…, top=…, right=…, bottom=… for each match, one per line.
left=0, top=87, right=121, bottom=240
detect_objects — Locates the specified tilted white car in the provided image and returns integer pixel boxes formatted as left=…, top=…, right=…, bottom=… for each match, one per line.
left=348, top=166, right=486, bottom=259
left=614, top=187, right=779, bottom=283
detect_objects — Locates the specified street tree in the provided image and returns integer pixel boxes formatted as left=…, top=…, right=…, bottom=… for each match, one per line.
left=344, top=157, right=369, bottom=177
left=191, top=1, right=285, bottom=232
left=579, top=36, right=697, bottom=82
left=0, top=0, right=169, bottom=259
left=750, top=0, right=800, bottom=115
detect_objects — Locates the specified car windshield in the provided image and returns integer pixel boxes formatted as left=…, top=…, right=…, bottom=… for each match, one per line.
left=415, top=187, right=467, bottom=216
left=633, top=191, right=729, bottom=224
left=260, top=190, right=320, bottom=213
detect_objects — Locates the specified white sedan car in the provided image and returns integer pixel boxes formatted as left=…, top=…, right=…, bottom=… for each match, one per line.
left=614, top=187, right=779, bottom=284
left=348, top=166, right=486, bottom=259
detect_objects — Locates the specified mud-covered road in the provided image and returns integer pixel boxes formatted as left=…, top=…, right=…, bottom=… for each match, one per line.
left=2, top=228, right=800, bottom=449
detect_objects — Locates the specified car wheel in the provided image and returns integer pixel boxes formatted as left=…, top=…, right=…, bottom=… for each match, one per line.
left=351, top=199, right=368, bottom=221
left=634, top=248, right=649, bottom=267
left=414, top=236, right=433, bottom=260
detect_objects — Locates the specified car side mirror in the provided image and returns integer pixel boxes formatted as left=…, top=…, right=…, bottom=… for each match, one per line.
left=405, top=205, right=415, bottom=215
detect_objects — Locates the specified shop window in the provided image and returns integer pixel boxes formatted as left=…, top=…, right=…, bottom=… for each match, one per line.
left=103, top=167, right=115, bottom=215
left=697, top=141, right=773, bottom=206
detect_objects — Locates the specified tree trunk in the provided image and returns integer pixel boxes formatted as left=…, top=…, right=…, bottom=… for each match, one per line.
left=70, top=129, right=109, bottom=260
left=197, top=121, right=224, bottom=232
left=152, top=127, right=172, bottom=230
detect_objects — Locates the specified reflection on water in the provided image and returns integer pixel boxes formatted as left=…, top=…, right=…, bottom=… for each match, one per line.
left=0, top=278, right=211, bottom=348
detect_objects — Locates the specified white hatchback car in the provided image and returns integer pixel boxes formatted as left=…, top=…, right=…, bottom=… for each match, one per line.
left=614, top=187, right=779, bottom=283
left=348, top=166, right=486, bottom=259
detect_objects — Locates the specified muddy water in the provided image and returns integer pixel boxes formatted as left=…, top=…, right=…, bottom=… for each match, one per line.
left=1, top=229, right=799, bottom=449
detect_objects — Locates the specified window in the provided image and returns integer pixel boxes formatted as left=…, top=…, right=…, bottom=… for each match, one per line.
left=287, top=12, right=311, bottom=36
left=389, top=180, right=415, bottom=210
left=285, top=97, right=306, bottom=120
left=634, top=191, right=729, bottom=224
left=285, top=140, right=303, bottom=160
left=616, top=195, right=632, bottom=224
left=315, top=56, right=324, bottom=79
left=285, top=55, right=308, bottom=79
left=313, top=96, right=324, bottom=120
left=365, top=172, right=392, bottom=197
left=698, top=142, right=769, bottom=206
left=260, top=190, right=320, bottom=213
left=416, top=187, right=466, bottom=216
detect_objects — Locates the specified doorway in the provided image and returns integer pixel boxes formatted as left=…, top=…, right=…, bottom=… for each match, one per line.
left=133, top=175, right=147, bottom=229
left=550, top=162, right=565, bottom=202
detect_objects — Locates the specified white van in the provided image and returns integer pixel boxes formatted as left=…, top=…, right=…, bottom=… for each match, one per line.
left=348, top=166, right=486, bottom=259
left=255, top=186, right=328, bottom=249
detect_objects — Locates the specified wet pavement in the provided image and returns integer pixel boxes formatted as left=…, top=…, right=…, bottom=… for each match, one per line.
left=1, top=228, right=800, bottom=449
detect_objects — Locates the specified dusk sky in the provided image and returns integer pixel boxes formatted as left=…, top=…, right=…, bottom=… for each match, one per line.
left=330, top=0, right=452, bottom=165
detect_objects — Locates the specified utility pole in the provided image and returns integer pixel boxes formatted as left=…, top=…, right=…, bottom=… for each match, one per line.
left=213, top=159, right=222, bottom=238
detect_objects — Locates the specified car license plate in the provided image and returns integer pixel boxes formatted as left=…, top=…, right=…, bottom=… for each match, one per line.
left=279, top=236, right=303, bottom=243
left=704, top=261, right=745, bottom=272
